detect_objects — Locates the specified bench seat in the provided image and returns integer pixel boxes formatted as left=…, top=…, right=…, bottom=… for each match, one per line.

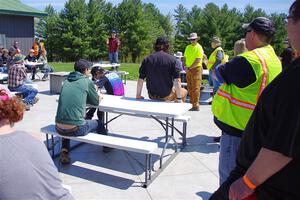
left=41, top=124, right=158, bottom=154
left=41, top=124, right=158, bottom=187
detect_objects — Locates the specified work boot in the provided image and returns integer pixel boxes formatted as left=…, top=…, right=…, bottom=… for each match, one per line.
left=189, top=106, right=200, bottom=111
left=60, top=149, right=71, bottom=164
left=25, top=103, right=31, bottom=111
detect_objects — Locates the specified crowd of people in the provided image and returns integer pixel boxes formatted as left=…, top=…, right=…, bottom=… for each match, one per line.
left=1, top=0, right=300, bottom=199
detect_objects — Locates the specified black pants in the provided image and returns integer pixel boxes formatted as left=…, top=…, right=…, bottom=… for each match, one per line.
left=86, top=107, right=104, bottom=122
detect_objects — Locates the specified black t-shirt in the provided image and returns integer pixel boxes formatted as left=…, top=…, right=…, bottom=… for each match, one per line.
left=139, top=51, right=180, bottom=98
left=25, top=55, right=37, bottom=62
left=234, top=57, right=300, bottom=199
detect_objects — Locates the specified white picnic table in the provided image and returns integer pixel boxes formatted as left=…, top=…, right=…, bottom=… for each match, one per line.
left=92, top=63, right=120, bottom=69
left=97, top=94, right=192, bottom=185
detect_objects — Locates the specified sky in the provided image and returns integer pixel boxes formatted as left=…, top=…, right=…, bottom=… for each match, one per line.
left=23, top=0, right=294, bottom=15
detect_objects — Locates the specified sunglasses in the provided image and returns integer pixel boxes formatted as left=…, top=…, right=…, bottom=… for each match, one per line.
left=189, top=39, right=196, bottom=41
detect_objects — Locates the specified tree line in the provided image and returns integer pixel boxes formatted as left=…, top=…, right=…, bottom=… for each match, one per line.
left=36, top=0, right=288, bottom=63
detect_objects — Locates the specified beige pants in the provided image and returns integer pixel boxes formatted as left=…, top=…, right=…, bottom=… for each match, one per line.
left=186, top=67, right=202, bottom=108
left=149, top=87, right=187, bottom=102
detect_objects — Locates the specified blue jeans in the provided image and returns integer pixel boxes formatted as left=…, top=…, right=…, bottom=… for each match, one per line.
left=42, top=65, right=53, bottom=78
left=8, top=84, right=38, bottom=104
left=0, top=67, right=8, bottom=73
left=109, top=52, right=119, bottom=70
left=58, top=120, right=107, bottom=151
left=219, top=132, right=241, bottom=185
left=209, top=71, right=221, bottom=94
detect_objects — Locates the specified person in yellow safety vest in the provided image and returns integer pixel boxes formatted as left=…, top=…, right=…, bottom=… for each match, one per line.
left=183, top=33, right=204, bottom=111
left=210, top=17, right=282, bottom=186
left=32, top=38, right=45, bottom=60
left=207, top=36, right=227, bottom=94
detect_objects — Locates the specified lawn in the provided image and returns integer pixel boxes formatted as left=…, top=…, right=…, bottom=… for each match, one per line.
left=49, top=62, right=140, bottom=81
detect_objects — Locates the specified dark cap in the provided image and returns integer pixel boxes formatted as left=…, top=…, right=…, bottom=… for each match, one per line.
left=155, top=37, right=169, bottom=45
left=74, top=59, right=92, bottom=72
left=91, top=66, right=105, bottom=77
left=242, top=17, right=275, bottom=36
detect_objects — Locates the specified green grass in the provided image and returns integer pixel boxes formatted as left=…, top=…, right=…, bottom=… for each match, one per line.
left=49, top=62, right=140, bottom=80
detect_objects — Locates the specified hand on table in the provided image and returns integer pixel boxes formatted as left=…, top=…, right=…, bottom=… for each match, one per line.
left=229, top=177, right=254, bottom=200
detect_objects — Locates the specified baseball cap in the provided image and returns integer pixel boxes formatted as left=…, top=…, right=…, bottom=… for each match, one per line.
left=211, top=36, right=221, bottom=44
left=155, top=37, right=169, bottom=45
left=242, top=17, right=275, bottom=36
left=74, top=59, right=92, bottom=71
left=91, top=66, right=105, bottom=76
left=188, top=33, right=198, bottom=40
left=13, top=54, right=26, bottom=63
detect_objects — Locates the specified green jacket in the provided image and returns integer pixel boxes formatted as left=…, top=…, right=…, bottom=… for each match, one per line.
left=55, top=71, right=99, bottom=126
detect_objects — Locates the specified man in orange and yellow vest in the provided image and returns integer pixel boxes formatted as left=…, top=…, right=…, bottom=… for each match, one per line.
left=33, top=38, right=46, bottom=60
left=211, top=17, right=282, bottom=185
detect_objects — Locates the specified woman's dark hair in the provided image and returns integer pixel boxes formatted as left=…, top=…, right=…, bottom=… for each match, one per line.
left=289, top=1, right=300, bottom=23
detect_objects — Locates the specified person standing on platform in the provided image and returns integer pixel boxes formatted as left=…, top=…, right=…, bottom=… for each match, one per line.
left=183, top=33, right=204, bottom=111
left=106, top=30, right=120, bottom=70
left=211, top=17, right=282, bottom=185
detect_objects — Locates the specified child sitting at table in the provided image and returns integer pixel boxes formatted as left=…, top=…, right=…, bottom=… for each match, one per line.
left=86, top=66, right=125, bottom=121
left=37, top=50, right=54, bottom=81
left=25, top=49, right=38, bottom=80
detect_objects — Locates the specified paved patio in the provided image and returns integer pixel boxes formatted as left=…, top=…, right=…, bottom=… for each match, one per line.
left=15, top=78, right=221, bottom=200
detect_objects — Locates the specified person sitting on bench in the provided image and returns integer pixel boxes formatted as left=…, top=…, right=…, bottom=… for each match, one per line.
left=55, top=59, right=112, bottom=164
left=86, top=66, right=125, bottom=121
left=8, top=54, right=39, bottom=111
left=25, top=49, right=38, bottom=80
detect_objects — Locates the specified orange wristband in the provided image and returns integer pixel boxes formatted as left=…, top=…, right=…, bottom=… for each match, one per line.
left=243, top=175, right=257, bottom=190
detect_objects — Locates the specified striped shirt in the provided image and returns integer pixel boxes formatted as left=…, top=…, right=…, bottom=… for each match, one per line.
left=8, top=63, right=27, bottom=88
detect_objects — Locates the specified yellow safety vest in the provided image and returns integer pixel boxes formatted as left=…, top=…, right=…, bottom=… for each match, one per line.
left=212, top=45, right=282, bottom=131
left=207, top=47, right=225, bottom=70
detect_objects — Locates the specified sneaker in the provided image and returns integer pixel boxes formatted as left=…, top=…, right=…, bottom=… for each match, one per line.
left=25, top=103, right=31, bottom=111
left=33, top=97, right=39, bottom=104
left=59, top=149, right=71, bottom=164
left=102, top=146, right=113, bottom=153
left=42, top=75, right=48, bottom=81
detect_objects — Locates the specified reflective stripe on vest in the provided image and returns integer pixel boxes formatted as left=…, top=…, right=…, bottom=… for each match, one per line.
left=212, top=45, right=282, bottom=131
left=216, top=89, right=256, bottom=110
left=253, top=49, right=268, bottom=101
